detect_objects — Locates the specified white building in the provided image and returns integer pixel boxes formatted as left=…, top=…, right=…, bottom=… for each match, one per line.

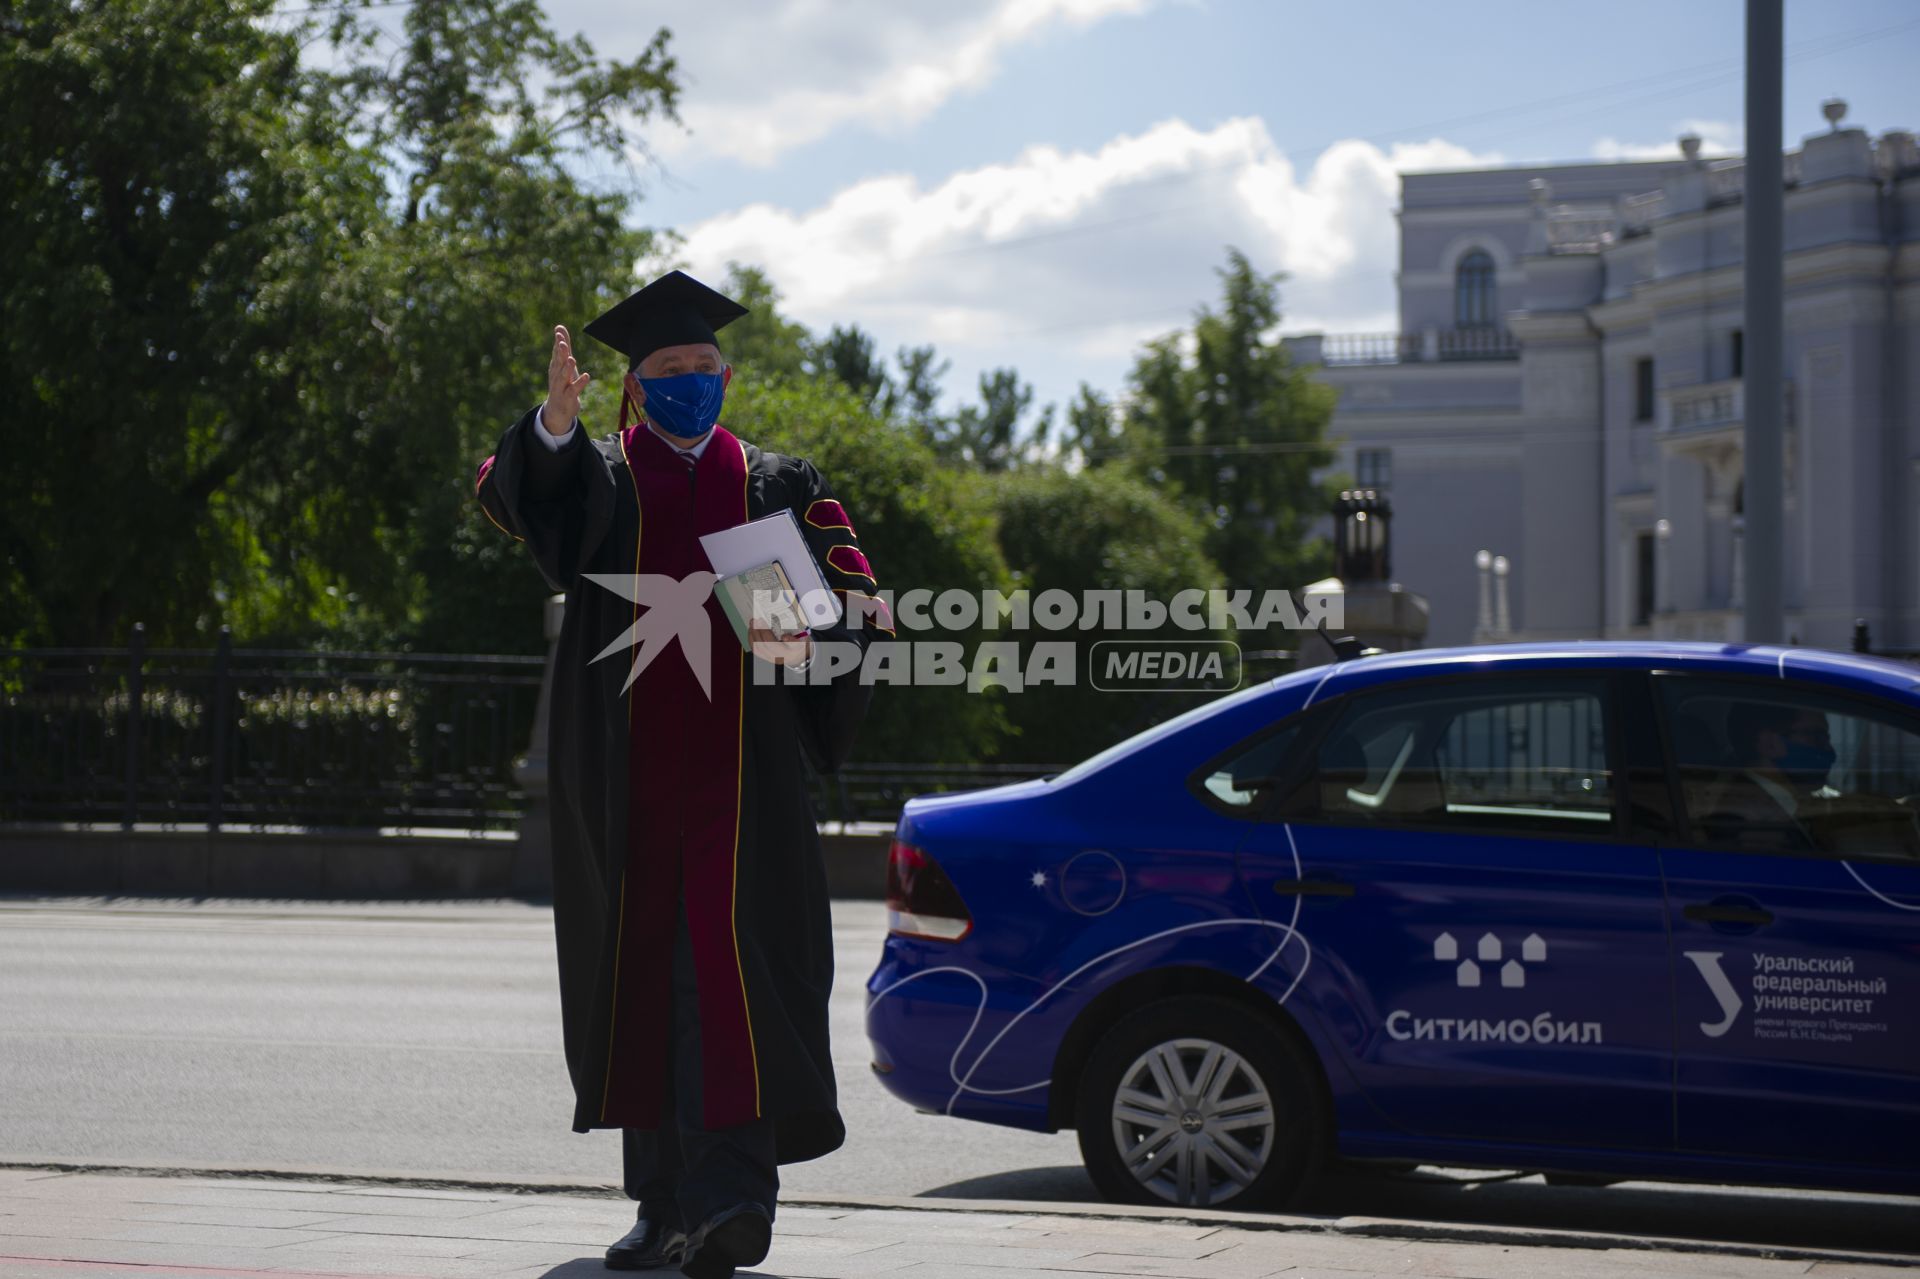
left=1287, top=104, right=1920, bottom=652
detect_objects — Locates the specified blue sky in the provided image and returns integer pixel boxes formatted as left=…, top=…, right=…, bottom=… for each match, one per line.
left=525, top=0, right=1919, bottom=420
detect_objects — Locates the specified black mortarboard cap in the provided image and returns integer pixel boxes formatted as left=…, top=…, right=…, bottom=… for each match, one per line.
left=582, top=269, right=750, bottom=368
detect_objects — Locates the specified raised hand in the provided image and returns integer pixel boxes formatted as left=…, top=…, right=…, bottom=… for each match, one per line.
left=541, top=325, right=592, bottom=435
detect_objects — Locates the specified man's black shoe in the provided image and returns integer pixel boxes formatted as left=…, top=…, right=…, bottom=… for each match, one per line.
left=605, top=1206, right=677, bottom=1270
left=672, top=1202, right=773, bottom=1279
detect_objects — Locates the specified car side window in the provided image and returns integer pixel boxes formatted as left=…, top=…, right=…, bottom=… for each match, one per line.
left=1303, top=678, right=1615, bottom=836
left=1656, top=676, right=1920, bottom=863
left=1197, top=724, right=1303, bottom=811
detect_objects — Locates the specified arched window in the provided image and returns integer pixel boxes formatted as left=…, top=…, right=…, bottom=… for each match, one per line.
left=1455, top=249, right=1496, bottom=328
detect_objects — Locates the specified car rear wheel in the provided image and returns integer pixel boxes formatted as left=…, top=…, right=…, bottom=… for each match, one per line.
left=1074, top=996, right=1324, bottom=1210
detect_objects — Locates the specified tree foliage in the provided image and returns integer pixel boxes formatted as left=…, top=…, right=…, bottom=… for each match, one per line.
left=879, top=344, right=949, bottom=437
left=0, top=0, right=677, bottom=651
left=714, top=263, right=812, bottom=381
left=992, top=467, right=1225, bottom=764
left=922, top=367, right=1050, bottom=472
left=1119, top=249, right=1339, bottom=640
left=812, top=324, right=889, bottom=410
left=1061, top=383, right=1125, bottom=469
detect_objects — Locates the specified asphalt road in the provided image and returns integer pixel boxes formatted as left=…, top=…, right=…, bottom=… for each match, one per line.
left=1, top=896, right=1915, bottom=1261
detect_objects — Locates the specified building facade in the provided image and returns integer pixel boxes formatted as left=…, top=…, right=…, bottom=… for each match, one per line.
left=1287, top=107, right=1920, bottom=652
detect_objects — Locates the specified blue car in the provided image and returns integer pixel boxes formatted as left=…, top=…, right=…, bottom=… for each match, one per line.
left=865, top=642, right=1920, bottom=1209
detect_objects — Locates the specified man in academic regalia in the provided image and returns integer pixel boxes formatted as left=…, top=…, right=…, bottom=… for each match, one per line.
left=474, top=271, right=891, bottom=1277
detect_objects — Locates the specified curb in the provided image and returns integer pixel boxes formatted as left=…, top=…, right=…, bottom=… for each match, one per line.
left=2, top=1158, right=1913, bottom=1270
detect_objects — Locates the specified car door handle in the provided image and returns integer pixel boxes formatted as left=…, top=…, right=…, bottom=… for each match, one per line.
left=1683, top=902, right=1774, bottom=927
left=1273, top=879, right=1354, bottom=898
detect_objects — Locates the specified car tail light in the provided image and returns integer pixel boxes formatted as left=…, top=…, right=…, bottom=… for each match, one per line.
left=885, top=839, right=972, bottom=941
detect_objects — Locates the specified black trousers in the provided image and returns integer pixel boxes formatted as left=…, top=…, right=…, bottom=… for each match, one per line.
left=620, top=896, right=779, bottom=1227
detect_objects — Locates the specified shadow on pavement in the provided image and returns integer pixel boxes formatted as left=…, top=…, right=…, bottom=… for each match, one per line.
left=533, top=1264, right=795, bottom=1278
left=920, top=1164, right=1100, bottom=1204
left=920, top=1163, right=1920, bottom=1258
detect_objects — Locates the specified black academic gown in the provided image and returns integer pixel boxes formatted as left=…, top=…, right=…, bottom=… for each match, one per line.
left=475, top=406, right=890, bottom=1165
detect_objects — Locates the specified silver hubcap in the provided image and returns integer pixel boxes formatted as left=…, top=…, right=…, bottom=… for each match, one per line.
left=1110, top=1037, right=1276, bottom=1206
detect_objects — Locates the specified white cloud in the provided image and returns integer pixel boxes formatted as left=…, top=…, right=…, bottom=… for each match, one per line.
left=297, top=1, right=1158, bottom=165
left=676, top=117, right=1499, bottom=408
left=1592, top=118, right=1743, bottom=161
left=544, top=0, right=1160, bottom=167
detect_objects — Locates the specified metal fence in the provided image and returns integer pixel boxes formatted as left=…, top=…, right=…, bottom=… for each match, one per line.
left=0, top=629, right=548, bottom=830
left=812, top=762, right=1060, bottom=827
left=0, top=632, right=1059, bottom=832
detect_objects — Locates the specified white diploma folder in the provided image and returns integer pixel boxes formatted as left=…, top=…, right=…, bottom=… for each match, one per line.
left=699, top=508, right=843, bottom=629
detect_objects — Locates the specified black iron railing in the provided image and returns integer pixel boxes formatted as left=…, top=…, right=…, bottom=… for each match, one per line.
left=811, top=762, right=1060, bottom=828
left=0, top=628, right=548, bottom=830
left=1317, top=327, right=1519, bottom=366
left=0, top=632, right=1062, bottom=833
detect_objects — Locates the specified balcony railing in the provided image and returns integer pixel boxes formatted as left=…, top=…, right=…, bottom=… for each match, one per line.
left=1544, top=209, right=1618, bottom=254
left=1618, top=189, right=1667, bottom=237
left=1605, top=152, right=1809, bottom=240
left=1705, top=151, right=1804, bottom=204
left=1311, top=327, right=1519, bottom=367
left=1657, top=377, right=1795, bottom=437
left=1663, top=379, right=1743, bottom=433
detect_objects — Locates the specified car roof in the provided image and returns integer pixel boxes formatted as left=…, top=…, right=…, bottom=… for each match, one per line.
left=1278, top=640, right=1920, bottom=703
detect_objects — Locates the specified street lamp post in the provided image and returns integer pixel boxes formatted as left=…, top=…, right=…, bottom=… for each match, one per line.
left=1742, top=0, right=1784, bottom=642
left=1475, top=549, right=1494, bottom=636
left=1492, top=555, right=1512, bottom=638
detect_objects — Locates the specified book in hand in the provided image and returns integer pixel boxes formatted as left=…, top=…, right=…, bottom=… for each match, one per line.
left=699, top=509, right=842, bottom=631
left=714, top=560, right=810, bottom=653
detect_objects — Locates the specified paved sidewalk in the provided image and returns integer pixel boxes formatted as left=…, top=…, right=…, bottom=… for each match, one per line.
left=0, top=1168, right=1912, bottom=1279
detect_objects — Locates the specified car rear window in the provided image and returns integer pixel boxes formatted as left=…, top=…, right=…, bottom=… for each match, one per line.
left=1308, top=677, right=1614, bottom=836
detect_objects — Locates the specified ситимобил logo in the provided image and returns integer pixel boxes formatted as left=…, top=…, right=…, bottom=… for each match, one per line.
left=1434, top=931, right=1547, bottom=989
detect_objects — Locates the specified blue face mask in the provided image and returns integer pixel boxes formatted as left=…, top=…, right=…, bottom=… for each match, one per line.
left=637, top=371, right=726, bottom=439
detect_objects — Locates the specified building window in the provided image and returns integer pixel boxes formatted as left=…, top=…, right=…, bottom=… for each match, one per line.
left=1454, top=250, right=1496, bottom=328
left=1356, top=448, right=1392, bottom=491
left=1731, top=329, right=1744, bottom=379
left=1634, top=357, right=1655, bottom=422
left=1634, top=532, right=1656, bottom=625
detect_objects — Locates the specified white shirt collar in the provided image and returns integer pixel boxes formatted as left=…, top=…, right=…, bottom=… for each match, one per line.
left=647, top=421, right=713, bottom=459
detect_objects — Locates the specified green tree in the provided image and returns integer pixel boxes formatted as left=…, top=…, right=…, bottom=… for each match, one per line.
left=1062, top=383, right=1124, bottom=469
left=0, top=0, right=681, bottom=652
left=721, top=375, right=1014, bottom=765
left=992, top=468, right=1226, bottom=764
left=714, top=262, right=812, bottom=381
left=878, top=343, right=949, bottom=440
left=813, top=324, right=891, bottom=410
left=1121, top=249, right=1338, bottom=642
left=930, top=367, right=1046, bottom=472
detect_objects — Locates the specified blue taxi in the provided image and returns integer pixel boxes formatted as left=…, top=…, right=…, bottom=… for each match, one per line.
left=865, top=642, right=1920, bottom=1208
